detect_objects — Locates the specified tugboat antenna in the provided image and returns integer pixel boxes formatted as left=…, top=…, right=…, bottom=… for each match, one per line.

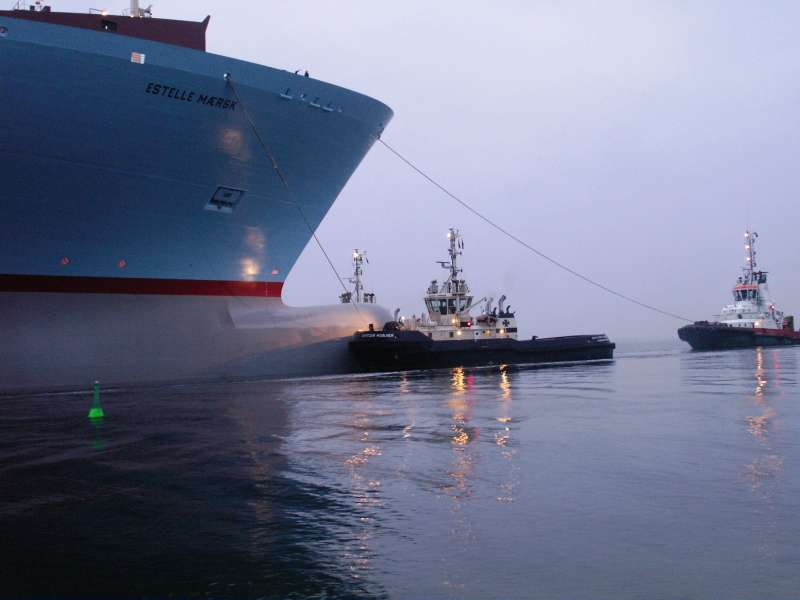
left=744, top=230, right=758, bottom=278
left=345, top=249, right=372, bottom=304
left=444, top=228, right=462, bottom=283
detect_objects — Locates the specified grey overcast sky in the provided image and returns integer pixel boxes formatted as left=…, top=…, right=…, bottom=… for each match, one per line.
left=54, top=1, right=800, bottom=339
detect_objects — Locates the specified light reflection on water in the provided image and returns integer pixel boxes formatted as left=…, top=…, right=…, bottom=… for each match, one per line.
left=742, top=347, right=786, bottom=561
left=3, top=346, right=800, bottom=599
left=495, top=369, right=517, bottom=504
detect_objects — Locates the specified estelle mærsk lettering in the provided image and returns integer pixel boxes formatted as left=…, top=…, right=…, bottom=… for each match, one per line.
left=144, top=82, right=237, bottom=110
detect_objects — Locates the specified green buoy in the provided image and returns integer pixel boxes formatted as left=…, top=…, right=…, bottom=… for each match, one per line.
left=88, top=380, right=104, bottom=420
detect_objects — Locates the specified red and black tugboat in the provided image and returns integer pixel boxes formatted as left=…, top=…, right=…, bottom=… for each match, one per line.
left=678, top=231, right=800, bottom=350
left=348, top=229, right=615, bottom=372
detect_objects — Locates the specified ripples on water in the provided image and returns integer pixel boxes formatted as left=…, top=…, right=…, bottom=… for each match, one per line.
left=2, top=342, right=800, bottom=599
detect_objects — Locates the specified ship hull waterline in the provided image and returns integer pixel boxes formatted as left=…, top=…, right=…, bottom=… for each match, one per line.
left=2, top=288, right=391, bottom=394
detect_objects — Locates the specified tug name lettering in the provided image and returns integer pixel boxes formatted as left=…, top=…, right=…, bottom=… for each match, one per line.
left=145, top=82, right=238, bottom=110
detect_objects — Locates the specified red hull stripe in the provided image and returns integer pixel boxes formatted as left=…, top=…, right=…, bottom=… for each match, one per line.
left=0, top=274, right=283, bottom=297
left=754, top=327, right=800, bottom=340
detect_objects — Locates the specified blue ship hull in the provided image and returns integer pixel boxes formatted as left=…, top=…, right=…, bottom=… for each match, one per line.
left=0, top=15, right=393, bottom=392
left=0, top=16, right=391, bottom=283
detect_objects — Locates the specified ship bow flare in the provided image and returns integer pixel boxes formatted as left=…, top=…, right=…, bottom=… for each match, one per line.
left=0, top=7, right=393, bottom=391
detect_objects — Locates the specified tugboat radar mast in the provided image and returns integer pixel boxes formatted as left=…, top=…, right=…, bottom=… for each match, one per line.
left=350, top=249, right=366, bottom=304
left=438, top=228, right=463, bottom=290
left=340, top=249, right=375, bottom=304
left=744, top=230, right=758, bottom=279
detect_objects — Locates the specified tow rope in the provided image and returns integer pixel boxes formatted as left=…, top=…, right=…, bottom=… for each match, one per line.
left=376, top=137, right=693, bottom=323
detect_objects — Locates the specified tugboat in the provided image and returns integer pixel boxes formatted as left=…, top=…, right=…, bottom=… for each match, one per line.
left=348, top=229, right=615, bottom=372
left=678, top=231, right=800, bottom=350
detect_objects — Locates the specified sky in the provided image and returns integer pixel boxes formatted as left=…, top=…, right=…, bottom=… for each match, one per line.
left=54, top=1, right=800, bottom=339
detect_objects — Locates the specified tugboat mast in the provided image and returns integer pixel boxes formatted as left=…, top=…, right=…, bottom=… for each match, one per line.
left=350, top=249, right=366, bottom=303
left=340, top=249, right=375, bottom=304
left=744, top=230, right=758, bottom=281
left=438, top=228, right=464, bottom=293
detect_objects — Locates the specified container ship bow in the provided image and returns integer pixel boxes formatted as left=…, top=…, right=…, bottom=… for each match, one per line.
left=0, top=2, right=393, bottom=392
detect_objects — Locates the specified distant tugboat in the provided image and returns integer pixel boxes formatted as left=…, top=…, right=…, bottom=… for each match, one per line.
left=678, top=231, right=800, bottom=350
left=348, top=229, right=615, bottom=372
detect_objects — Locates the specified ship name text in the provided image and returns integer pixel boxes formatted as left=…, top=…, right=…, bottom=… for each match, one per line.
left=145, top=82, right=238, bottom=110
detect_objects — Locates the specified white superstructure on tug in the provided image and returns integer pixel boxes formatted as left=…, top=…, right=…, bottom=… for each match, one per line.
left=718, top=231, right=784, bottom=329
left=402, top=228, right=518, bottom=341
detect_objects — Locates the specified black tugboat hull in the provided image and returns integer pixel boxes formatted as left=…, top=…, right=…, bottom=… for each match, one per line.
left=348, top=331, right=615, bottom=372
left=678, top=322, right=800, bottom=350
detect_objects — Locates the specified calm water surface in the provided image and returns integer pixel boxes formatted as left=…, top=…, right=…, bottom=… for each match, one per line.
left=2, top=341, right=800, bottom=599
